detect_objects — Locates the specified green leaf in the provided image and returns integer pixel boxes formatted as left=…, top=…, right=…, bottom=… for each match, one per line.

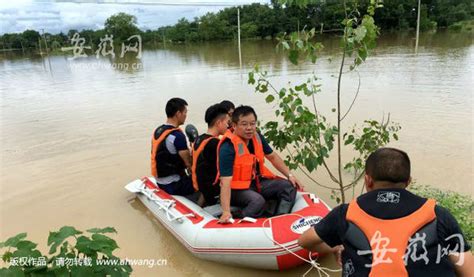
left=304, top=157, right=317, bottom=172
left=265, top=94, right=275, bottom=103
left=354, top=26, right=367, bottom=42
left=11, top=248, right=42, bottom=259
left=288, top=50, right=299, bottom=65
left=278, top=88, right=286, bottom=98
left=90, top=234, right=119, bottom=257
left=15, top=240, right=37, bottom=251
left=344, top=135, right=355, bottom=145
left=2, top=251, right=13, bottom=262
left=75, top=236, right=96, bottom=257
left=1, top=233, right=27, bottom=248
left=281, top=41, right=290, bottom=50
left=248, top=71, right=255, bottom=85
left=48, top=226, right=82, bottom=255
left=86, top=227, right=117, bottom=234
left=0, top=267, right=25, bottom=277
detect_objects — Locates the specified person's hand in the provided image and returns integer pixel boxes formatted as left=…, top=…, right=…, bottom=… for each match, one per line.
left=288, top=174, right=304, bottom=190
left=219, top=211, right=232, bottom=224
left=333, top=245, right=344, bottom=266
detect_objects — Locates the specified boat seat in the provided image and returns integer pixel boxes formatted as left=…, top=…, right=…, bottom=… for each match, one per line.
left=203, top=204, right=241, bottom=218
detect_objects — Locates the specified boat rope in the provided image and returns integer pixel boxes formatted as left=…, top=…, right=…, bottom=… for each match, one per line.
left=141, top=185, right=195, bottom=223
left=262, top=214, right=341, bottom=277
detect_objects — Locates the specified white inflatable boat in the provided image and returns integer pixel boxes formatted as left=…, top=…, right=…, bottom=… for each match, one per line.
left=125, top=176, right=331, bottom=270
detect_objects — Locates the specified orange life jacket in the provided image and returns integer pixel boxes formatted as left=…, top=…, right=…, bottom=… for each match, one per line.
left=346, top=198, right=437, bottom=277
left=215, top=132, right=275, bottom=189
left=150, top=125, right=184, bottom=178
left=191, top=135, right=218, bottom=191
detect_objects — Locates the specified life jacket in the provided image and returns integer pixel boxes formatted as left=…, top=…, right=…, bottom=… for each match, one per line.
left=150, top=125, right=186, bottom=178
left=215, top=132, right=275, bottom=190
left=343, top=198, right=455, bottom=277
left=191, top=134, right=219, bottom=191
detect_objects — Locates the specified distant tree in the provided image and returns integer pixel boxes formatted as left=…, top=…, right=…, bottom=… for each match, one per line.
left=21, top=30, right=40, bottom=48
left=104, top=12, right=141, bottom=42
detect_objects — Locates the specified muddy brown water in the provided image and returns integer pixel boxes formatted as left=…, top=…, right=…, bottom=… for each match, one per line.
left=1, top=30, right=472, bottom=276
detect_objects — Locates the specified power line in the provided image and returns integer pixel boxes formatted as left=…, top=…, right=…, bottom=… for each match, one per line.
left=38, top=0, right=265, bottom=7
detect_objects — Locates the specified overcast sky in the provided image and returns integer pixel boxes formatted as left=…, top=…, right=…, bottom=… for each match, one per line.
left=0, top=0, right=269, bottom=35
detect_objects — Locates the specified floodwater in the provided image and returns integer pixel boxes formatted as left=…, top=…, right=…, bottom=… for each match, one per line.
left=1, top=30, right=472, bottom=276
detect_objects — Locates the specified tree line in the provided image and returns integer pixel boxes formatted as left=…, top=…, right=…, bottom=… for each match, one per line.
left=1, top=0, right=472, bottom=51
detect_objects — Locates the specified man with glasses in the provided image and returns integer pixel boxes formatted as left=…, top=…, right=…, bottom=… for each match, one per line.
left=216, top=105, right=303, bottom=223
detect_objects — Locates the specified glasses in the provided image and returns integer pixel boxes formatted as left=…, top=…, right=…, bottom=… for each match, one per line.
left=238, top=121, right=256, bottom=128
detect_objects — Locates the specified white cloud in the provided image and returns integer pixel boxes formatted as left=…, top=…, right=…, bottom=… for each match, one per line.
left=0, top=0, right=269, bottom=34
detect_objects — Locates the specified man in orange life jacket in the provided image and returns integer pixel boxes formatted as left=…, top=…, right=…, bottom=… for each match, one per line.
left=218, top=105, right=303, bottom=223
left=299, top=148, right=473, bottom=277
left=191, top=103, right=229, bottom=206
left=151, top=98, right=195, bottom=197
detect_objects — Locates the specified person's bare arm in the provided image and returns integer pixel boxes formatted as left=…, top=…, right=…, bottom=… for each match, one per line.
left=178, top=149, right=192, bottom=169
left=449, top=251, right=474, bottom=277
left=265, top=152, right=303, bottom=189
left=219, top=176, right=232, bottom=223
left=299, top=228, right=343, bottom=265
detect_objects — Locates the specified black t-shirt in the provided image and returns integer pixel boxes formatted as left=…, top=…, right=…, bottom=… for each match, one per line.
left=194, top=134, right=219, bottom=184
left=194, top=134, right=220, bottom=205
left=315, top=188, right=471, bottom=251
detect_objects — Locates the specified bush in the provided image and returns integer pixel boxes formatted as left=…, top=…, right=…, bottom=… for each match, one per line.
left=409, top=185, right=473, bottom=247
left=0, top=226, right=132, bottom=276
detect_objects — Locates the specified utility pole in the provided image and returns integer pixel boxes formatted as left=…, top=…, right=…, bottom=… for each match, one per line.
left=415, top=0, right=421, bottom=54
left=41, top=29, right=49, bottom=56
left=237, top=7, right=242, bottom=70
left=38, top=38, right=43, bottom=55
left=41, top=28, right=53, bottom=74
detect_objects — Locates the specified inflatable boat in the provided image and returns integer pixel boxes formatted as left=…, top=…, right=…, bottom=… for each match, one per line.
left=125, top=176, right=331, bottom=270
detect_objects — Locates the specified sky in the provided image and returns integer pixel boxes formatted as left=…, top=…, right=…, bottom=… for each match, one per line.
left=0, top=0, right=269, bottom=35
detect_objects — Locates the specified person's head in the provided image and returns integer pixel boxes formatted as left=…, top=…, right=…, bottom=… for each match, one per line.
left=205, top=103, right=229, bottom=135
left=165, top=98, right=188, bottom=125
left=231, top=105, right=257, bottom=140
left=220, top=100, right=235, bottom=115
left=220, top=100, right=235, bottom=128
left=364, top=147, right=411, bottom=191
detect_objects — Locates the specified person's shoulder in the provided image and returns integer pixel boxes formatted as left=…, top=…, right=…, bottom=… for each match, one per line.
left=204, top=136, right=220, bottom=149
left=434, top=204, right=472, bottom=252
left=333, top=203, right=349, bottom=217
left=434, top=205, right=458, bottom=224
left=320, top=203, right=349, bottom=223
left=219, top=139, right=235, bottom=155
left=171, top=129, right=185, bottom=139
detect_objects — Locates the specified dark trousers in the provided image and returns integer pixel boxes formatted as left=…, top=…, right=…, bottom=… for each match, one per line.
left=230, top=178, right=296, bottom=218
left=157, top=175, right=201, bottom=203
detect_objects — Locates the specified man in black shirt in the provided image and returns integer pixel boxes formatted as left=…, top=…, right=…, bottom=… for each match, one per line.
left=299, top=148, right=473, bottom=277
left=191, top=103, right=229, bottom=206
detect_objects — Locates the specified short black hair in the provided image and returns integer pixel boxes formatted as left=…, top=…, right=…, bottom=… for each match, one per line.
left=205, top=103, right=228, bottom=127
left=220, top=100, right=235, bottom=113
left=165, top=98, right=188, bottom=118
left=232, top=105, right=257, bottom=123
left=365, top=148, right=411, bottom=184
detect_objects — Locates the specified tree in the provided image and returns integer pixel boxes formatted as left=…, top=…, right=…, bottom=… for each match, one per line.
left=249, top=0, right=401, bottom=203
left=21, top=30, right=40, bottom=48
left=104, top=12, right=141, bottom=43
